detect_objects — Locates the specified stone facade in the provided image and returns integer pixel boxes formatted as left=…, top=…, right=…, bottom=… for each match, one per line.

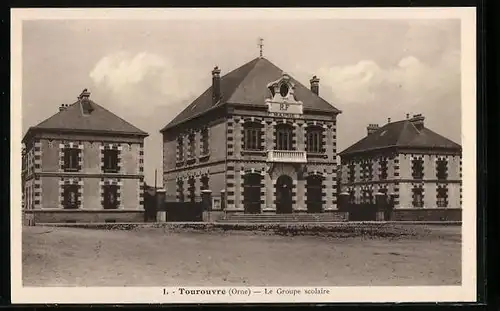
left=339, top=115, right=462, bottom=213
left=22, top=133, right=146, bottom=223
left=162, top=69, right=340, bottom=214
left=340, top=151, right=462, bottom=209
left=22, top=91, right=148, bottom=224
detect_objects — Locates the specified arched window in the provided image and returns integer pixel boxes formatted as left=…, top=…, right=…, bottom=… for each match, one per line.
left=243, top=173, right=262, bottom=214
left=243, top=122, right=263, bottom=151
left=275, top=123, right=293, bottom=150
left=306, top=175, right=323, bottom=213
left=306, top=125, right=323, bottom=153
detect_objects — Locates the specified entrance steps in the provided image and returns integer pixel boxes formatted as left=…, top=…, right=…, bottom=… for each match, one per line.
left=216, top=212, right=347, bottom=223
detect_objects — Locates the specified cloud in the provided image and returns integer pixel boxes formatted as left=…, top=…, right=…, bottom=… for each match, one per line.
left=315, top=49, right=460, bottom=109
left=89, top=52, right=206, bottom=113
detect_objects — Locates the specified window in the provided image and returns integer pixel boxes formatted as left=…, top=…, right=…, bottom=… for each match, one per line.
left=177, top=180, right=184, bottom=202
left=103, top=149, right=119, bottom=173
left=348, top=163, right=355, bottom=183
left=436, top=159, right=448, bottom=180
left=201, top=175, right=209, bottom=191
left=63, top=185, right=79, bottom=209
left=437, top=186, right=448, bottom=207
left=306, top=126, right=323, bottom=153
left=379, top=158, right=388, bottom=180
left=188, top=178, right=196, bottom=202
left=360, top=161, right=372, bottom=181
left=64, top=148, right=80, bottom=171
left=361, top=189, right=373, bottom=204
left=412, top=187, right=424, bottom=208
left=201, top=128, right=209, bottom=156
left=188, top=133, right=195, bottom=159
left=177, top=136, right=184, bottom=162
left=276, top=124, right=293, bottom=150
left=348, top=190, right=355, bottom=203
left=103, top=185, right=119, bottom=209
left=243, top=122, right=263, bottom=151
left=412, top=158, right=424, bottom=179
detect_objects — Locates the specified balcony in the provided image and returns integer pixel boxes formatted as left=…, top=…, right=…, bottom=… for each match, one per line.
left=267, top=150, right=307, bottom=163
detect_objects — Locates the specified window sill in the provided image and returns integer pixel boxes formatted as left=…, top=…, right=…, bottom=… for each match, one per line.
left=63, top=168, right=80, bottom=172
left=103, top=169, right=119, bottom=174
left=199, top=153, right=211, bottom=160
left=186, top=157, right=196, bottom=164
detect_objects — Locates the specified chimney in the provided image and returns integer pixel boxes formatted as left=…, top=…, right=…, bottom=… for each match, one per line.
left=310, top=75, right=320, bottom=95
left=78, top=88, right=91, bottom=100
left=212, top=66, right=221, bottom=104
left=406, top=113, right=410, bottom=119
left=367, top=124, right=379, bottom=136
left=410, top=114, right=425, bottom=131
left=388, top=117, right=391, bottom=123
left=59, top=105, right=66, bottom=112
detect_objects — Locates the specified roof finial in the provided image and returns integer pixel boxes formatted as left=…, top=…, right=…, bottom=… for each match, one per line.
left=258, top=38, right=264, bottom=58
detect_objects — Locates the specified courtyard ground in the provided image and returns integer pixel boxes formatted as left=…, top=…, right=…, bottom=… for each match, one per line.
left=22, top=225, right=461, bottom=287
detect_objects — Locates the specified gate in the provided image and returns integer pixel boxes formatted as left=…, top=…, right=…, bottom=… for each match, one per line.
left=161, top=202, right=204, bottom=222
left=338, top=192, right=394, bottom=221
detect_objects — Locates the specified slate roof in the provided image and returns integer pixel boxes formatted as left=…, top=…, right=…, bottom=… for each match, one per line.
left=161, top=57, right=341, bottom=131
left=23, top=94, right=148, bottom=142
left=339, top=119, right=461, bottom=156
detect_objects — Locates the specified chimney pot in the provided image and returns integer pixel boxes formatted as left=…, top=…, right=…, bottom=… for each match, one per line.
left=367, top=123, right=380, bottom=136
left=212, top=66, right=221, bottom=104
left=78, top=88, right=91, bottom=100
left=310, top=75, right=320, bottom=95
left=409, top=114, right=425, bottom=130
left=388, top=117, right=391, bottom=123
left=406, top=113, right=410, bottom=119
left=59, top=105, right=65, bottom=112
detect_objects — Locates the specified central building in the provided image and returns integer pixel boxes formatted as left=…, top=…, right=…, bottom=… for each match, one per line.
left=161, top=57, right=341, bottom=214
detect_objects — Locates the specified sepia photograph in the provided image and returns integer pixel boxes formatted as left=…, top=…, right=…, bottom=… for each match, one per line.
left=11, top=8, right=477, bottom=304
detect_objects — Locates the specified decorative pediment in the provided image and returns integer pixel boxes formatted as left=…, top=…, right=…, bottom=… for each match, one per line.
left=265, top=72, right=303, bottom=115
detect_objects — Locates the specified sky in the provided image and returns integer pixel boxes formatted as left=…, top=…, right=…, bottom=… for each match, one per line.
left=21, top=17, right=461, bottom=185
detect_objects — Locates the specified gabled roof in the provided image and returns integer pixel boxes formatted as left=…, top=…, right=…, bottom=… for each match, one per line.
left=161, top=57, right=341, bottom=131
left=23, top=93, right=148, bottom=142
left=339, top=119, right=461, bottom=156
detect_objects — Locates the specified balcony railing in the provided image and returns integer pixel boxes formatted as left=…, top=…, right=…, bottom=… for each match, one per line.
left=267, top=150, right=307, bottom=163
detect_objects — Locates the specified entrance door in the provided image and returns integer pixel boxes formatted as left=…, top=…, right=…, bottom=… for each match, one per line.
left=243, top=173, right=262, bottom=214
left=306, top=175, right=323, bottom=213
left=275, top=175, right=293, bottom=214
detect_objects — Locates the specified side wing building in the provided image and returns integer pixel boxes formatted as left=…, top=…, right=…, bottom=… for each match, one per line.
left=338, top=114, right=462, bottom=220
left=22, top=89, right=149, bottom=224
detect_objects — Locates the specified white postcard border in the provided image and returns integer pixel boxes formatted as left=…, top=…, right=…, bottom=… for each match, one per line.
left=10, top=7, right=477, bottom=304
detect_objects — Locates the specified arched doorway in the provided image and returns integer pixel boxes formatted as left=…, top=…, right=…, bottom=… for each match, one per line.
left=243, top=173, right=262, bottom=214
left=275, top=175, right=293, bottom=214
left=306, top=175, right=323, bottom=213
